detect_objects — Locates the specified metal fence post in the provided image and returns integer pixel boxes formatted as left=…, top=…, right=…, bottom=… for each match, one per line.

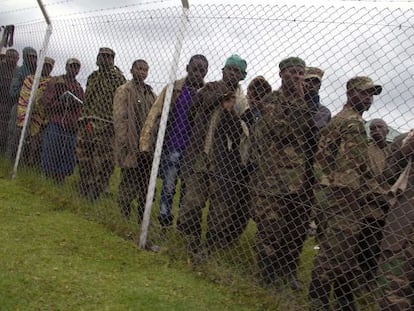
left=139, top=2, right=190, bottom=249
left=12, top=0, right=52, bottom=179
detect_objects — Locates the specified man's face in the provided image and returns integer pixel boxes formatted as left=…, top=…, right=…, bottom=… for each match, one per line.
left=347, top=88, right=374, bottom=113
left=131, top=61, right=149, bottom=82
left=96, top=53, right=114, bottom=69
left=27, top=53, right=37, bottom=68
left=66, top=63, right=80, bottom=78
left=370, top=120, right=388, bottom=144
left=6, top=51, right=19, bottom=66
left=221, top=95, right=236, bottom=112
left=41, top=63, right=53, bottom=77
left=279, top=65, right=305, bottom=93
left=186, top=59, right=208, bottom=85
left=222, top=65, right=245, bottom=86
left=304, top=77, right=321, bottom=93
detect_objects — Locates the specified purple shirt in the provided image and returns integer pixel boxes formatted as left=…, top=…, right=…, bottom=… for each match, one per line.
left=164, top=86, right=195, bottom=152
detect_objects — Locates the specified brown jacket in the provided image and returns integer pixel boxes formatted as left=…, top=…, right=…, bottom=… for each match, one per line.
left=113, top=80, right=156, bottom=168
left=139, top=78, right=186, bottom=152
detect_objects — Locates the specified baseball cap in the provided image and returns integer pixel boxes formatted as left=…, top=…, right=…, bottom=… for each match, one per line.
left=279, top=57, right=306, bottom=71
left=224, top=54, right=247, bottom=79
left=347, top=76, right=382, bottom=95
left=305, top=67, right=324, bottom=81
left=44, top=57, right=55, bottom=66
left=66, top=58, right=81, bottom=66
left=99, top=47, right=115, bottom=56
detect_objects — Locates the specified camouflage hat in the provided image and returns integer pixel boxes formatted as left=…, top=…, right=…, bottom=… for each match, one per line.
left=347, top=76, right=382, bottom=95
left=98, top=47, right=115, bottom=56
left=66, top=58, right=81, bottom=66
left=279, top=57, right=306, bottom=71
left=305, top=67, right=324, bottom=81
left=44, top=57, right=55, bottom=66
left=224, top=54, right=247, bottom=78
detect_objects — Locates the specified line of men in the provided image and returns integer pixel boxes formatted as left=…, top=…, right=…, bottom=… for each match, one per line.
left=1, top=47, right=413, bottom=310
left=0, top=47, right=84, bottom=183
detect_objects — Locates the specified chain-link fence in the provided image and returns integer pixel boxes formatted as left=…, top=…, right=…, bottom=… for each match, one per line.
left=1, top=2, right=414, bottom=310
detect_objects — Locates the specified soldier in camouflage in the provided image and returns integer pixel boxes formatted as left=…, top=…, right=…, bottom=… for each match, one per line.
left=250, top=57, right=317, bottom=290
left=308, top=76, right=383, bottom=310
left=76, top=47, right=126, bottom=200
left=376, top=130, right=414, bottom=310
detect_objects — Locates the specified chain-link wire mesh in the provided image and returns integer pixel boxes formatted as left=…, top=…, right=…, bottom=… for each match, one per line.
left=1, top=3, right=414, bottom=309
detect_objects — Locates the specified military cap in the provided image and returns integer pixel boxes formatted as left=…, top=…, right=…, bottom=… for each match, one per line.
left=347, top=76, right=382, bottom=95
left=44, top=57, right=55, bottom=66
left=224, top=54, right=247, bottom=79
left=66, top=58, right=81, bottom=66
left=98, top=47, right=115, bottom=56
left=305, top=66, right=324, bottom=81
left=279, top=57, right=306, bottom=71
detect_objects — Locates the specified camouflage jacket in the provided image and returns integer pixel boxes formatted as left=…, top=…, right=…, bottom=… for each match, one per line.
left=316, top=105, right=371, bottom=191
left=250, top=88, right=315, bottom=195
left=80, top=67, right=126, bottom=132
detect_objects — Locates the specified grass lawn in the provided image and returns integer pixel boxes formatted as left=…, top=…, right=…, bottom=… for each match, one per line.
left=0, top=178, right=274, bottom=310
left=0, top=159, right=378, bottom=310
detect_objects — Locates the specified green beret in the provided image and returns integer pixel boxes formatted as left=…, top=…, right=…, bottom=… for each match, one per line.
left=279, top=57, right=306, bottom=71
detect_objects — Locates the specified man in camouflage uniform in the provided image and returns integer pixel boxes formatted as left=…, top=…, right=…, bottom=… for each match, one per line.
left=176, top=54, right=248, bottom=256
left=113, top=59, right=156, bottom=220
left=308, top=76, right=383, bottom=310
left=376, top=130, right=414, bottom=310
left=76, top=47, right=126, bottom=200
left=250, top=57, right=317, bottom=290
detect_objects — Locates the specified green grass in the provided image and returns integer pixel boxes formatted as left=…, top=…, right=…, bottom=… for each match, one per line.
left=0, top=158, right=378, bottom=310
left=0, top=177, right=276, bottom=310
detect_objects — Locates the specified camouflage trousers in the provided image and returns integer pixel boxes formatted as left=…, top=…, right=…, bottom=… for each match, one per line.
left=376, top=244, right=414, bottom=310
left=76, top=133, right=114, bottom=201
left=308, top=187, right=388, bottom=310
left=118, top=155, right=152, bottom=221
left=177, top=172, right=251, bottom=254
left=253, top=192, right=312, bottom=286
